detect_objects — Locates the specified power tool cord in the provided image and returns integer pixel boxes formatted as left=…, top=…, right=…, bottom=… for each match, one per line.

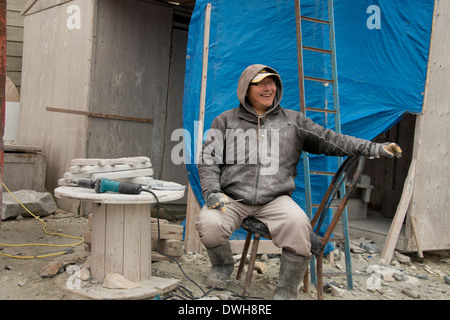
left=0, top=183, right=262, bottom=299
left=0, top=182, right=84, bottom=259
left=140, top=188, right=207, bottom=297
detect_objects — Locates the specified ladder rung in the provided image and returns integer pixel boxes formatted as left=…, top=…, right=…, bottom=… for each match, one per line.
left=310, top=170, right=335, bottom=176
left=301, top=16, right=330, bottom=25
left=305, top=107, right=336, bottom=114
left=303, top=46, right=332, bottom=54
left=304, top=76, right=333, bottom=84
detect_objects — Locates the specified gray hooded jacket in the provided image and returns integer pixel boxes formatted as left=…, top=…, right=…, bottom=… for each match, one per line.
left=198, top=64, right=380, bottom=206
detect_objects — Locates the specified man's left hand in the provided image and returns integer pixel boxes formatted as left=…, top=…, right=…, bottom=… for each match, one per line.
left=379, top=142, right=402, bottom=159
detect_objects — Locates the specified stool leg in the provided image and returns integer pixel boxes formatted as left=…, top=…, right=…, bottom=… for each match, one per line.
left=244, top=233, right=260, bottom=295
left=237, top=232, right=252, bottom=280
left=317, top=251, right=324, bottom=300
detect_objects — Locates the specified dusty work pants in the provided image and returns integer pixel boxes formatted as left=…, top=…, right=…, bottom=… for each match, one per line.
left=195, top=195, right=312, bottom=257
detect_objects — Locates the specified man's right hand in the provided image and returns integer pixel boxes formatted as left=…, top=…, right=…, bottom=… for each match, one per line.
left=206, top=192, right=229, bottom=212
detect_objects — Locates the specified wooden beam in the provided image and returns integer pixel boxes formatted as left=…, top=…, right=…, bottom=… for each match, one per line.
left=184, top=3, right=212, bottom=254
left=381, top=159, right=416, bottom=264
left=46, top=107, right=153, bottom=124
left=184, top=183, right=203, bottom=253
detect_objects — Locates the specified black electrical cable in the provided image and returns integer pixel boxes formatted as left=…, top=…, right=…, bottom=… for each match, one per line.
left=141, top=188, right=266, bottom=300
left=140, top=189, right=207, bottom=297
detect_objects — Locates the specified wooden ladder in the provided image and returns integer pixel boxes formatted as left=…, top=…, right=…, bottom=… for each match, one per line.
left=295, top=0, right=353, bottom=291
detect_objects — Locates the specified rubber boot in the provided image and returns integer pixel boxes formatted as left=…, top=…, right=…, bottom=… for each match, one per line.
left=205, top=242, right=235, bottom=289
left=274, top=249, right=311, bottom=300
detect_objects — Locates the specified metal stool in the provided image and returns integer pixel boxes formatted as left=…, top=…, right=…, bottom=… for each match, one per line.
left=236, top=217, right=319, bottom=297
left=236, top=217, right=274, bottom=295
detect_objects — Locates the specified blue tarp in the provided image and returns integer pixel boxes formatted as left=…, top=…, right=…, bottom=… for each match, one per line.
left=181, top=0, right=434, bottom=242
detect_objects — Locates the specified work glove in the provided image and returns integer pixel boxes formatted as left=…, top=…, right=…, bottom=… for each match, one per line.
left=206, top=192, right=229, bottom=212
left=378, top=142, right=402, bottom=159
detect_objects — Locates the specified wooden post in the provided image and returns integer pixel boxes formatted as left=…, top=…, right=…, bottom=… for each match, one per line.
left=184, top=3, right=212, bottom=254
left=0, top=0, right=7, bottom=231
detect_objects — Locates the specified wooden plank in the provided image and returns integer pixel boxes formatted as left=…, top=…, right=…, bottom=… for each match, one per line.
left=6, top=10, right=24, bottom=27
left=152, top=239, right=183, bottom=257
left=91, top=169, right=153, bottom=179
left=6, top=26, right=23, bottom=42
left=184, top=3, right=212, bottom=254
left=91, top=203, right=107, bottom=281
left=4, top=144, right=42, bottom=152
left=63, top=168, right=154, bottom=182
left=381, top=160, right=416, bottom=264
left=46, top=107, right=153, bottom=124
left=70, top=156, right=150, bottom=166
left=7, top=0, right=29, bottom=13
left=151, top=223, right=183, bottom=241
left=123, top=204, right=142, bottom=282
left=104, top=204, right=125, bottom=276
left=195, top=2, right=211, bottom=163
left=6, top=41, right=23, bottom=58
left=407, top=0, right=450, bottom=252
left=409, top=216, right=424, bottom=258
left=139, top=204, right=152, bottom=280
left=70, top=163, right=152, bottom=174
left=184, top=183, right=203, bottom=253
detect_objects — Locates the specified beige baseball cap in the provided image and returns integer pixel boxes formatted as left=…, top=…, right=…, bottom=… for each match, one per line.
left=250, top=69, right=279, bottom=83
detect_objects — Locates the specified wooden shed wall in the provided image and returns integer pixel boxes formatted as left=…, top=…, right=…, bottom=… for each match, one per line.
left=19, top=0, right=94, bottom=212
left=406, top=0, right=450, bottom=252
left=161, top=28, right=189, bottom=204
left=86, top=0, right=173, bottom=181
left=6, top=0, right=27, bottom=93
left=18, top=0, right=189, bottom=211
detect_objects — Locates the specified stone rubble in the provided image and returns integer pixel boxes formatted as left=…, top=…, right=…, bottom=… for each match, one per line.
left=152, top=235, right=450, bottom=300
left=2, top=190, right=57, bottom=220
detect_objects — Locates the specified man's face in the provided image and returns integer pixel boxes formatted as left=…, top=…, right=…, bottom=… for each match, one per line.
left=247, top=77, right=277, bottom=114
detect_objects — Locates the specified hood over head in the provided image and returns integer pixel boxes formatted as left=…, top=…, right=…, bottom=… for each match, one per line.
left=237, top=64, right=283, bottom=115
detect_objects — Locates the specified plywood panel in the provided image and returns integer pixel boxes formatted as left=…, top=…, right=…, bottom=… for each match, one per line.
left=104, top=204, right=125, bottom=275
left=123, top=204, right=141, bottom=282
left=91, top=203, right=107, bottom=281
left=123, top=203, right=152, bottom=282
left=87, top=0, right=173, bottom=177
left=161, top=28, right=189, bottom=204
left=19, top=0, right=94, bottom=213
left=408, top=0, right=450, bottom=252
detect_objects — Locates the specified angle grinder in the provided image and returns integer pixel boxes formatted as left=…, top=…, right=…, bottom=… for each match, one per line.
left=76, top=178, right=143, bottom=194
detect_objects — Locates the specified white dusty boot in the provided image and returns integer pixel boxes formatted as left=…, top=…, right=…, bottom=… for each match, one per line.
left=205, top=242, right=235, bottom=289
left=274, top=249, right=311, bottom=300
